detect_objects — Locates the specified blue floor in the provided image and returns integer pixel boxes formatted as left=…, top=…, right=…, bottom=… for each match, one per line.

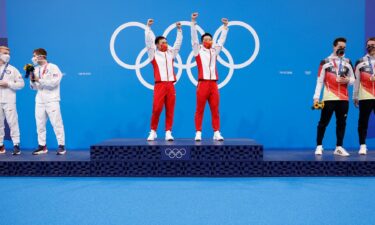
left=0, top=177, right=374, bottom=225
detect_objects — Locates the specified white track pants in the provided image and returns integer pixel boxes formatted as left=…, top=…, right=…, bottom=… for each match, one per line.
left=0, top=103, right=20, bottom=145
left=35, top=101, right=65, bottom=146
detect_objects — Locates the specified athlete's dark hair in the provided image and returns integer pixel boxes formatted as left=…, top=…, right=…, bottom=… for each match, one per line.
left=155, top=36, right=166, bottom=45
left=333, top=37, right=347, bottom=47
left=366, top=37, right=375, bottom=45
left=201, top=33, right=212, bottom=42
left=33, top=48, right=47, bottom=58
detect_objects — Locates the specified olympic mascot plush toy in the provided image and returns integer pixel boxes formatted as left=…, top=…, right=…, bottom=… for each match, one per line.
left=312, top=101, right=325, bottom=110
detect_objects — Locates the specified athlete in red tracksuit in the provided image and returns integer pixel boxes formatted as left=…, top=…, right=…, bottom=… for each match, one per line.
left=145, top=19, right=182, bottom=141
left=191, top=12, right=228, bottom=141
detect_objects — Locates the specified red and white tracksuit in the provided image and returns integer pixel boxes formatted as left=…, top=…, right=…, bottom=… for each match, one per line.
left=353, top=54, right=375, bottom=145
left=313, top=54, right=355, bottom=146
left=191, top=22, right=228, bottom=131
left=145, top=26, right=182, bottom=131
left=353, top=54, right=375, bottom=100
left=313, top=54, right=355, bottom=101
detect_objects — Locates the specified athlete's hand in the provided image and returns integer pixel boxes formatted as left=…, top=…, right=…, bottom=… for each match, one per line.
left=370, top=76, right=375, bottom=82
left=354, top=99, right=359, bottom=108
left=147, top=19, right=154, bottom=27
left=313, top=99, right=319, bottom=105
left=33, top=75, right=39, bottom=82
left=222, top=18, right=229, bottom=27
left=336, top=77, right=349, bottom=84
left=176, top=22, right=182, bottom=30
left=0, top=80, right=8, bottom=88
left=191, top=12, right=198, bottom=22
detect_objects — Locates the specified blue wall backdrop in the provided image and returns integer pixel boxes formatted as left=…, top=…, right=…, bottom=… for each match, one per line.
left=3, top=0, right=371, bottom=149
left=0, top=0, right=7, bottom=45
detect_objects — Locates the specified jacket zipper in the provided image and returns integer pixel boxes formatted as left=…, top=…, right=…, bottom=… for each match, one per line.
left=209, top=50, right=212, bottom=80
left=165, top=52, right=169, bottom=82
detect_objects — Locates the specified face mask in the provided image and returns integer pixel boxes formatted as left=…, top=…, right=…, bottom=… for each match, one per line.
left=160, top=43, right=168, bottom=52
left=32, top=55, right=46, bottom=65
left=31, top=57, right=38, bottom=65
left=336, top=48, right=345, bottom=57
left=203, top=41, right=212, bottom=49
left=0, top=54, right=10, bottom=64
left=367, top=45, right=375, bottom=54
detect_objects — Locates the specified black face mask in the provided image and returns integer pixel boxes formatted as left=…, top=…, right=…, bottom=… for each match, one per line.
left=367, top=45, right=375, bottom=54
left=336, top=48, right=345, bottom=57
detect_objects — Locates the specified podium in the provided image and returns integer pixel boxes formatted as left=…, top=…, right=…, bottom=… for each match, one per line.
left=1, top=138, right=375, bottom=176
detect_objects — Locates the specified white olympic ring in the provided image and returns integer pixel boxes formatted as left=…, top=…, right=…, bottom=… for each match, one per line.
left=165, top=148, right=187, bottom=159
left=110, top=20, right=260, bottom=90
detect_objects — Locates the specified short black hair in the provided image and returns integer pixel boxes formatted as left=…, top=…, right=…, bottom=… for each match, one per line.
left=155, top=36, right=166, bottom=45
left=333, top=37, right=347, bottom=47
left=33, top=48, right=47, bottom=58
left=201, top=33, right=212, bottom=42
left=366, top=37, right=375, bottom=45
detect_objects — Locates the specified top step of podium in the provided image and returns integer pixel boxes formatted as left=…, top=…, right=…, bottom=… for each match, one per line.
left=90, top=138, right=263, bottom=161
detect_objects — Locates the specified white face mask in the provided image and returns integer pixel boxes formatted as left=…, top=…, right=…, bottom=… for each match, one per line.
left=0, top=53, right=10, bottom=64
left=31, top=57, right=38, bottom=65
left=31, top=55, right=46, bottom=65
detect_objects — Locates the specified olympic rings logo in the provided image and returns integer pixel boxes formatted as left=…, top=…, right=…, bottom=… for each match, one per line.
left=164, top=148, right=187, bottom=159
left=110, top=21, right=260, bottom=90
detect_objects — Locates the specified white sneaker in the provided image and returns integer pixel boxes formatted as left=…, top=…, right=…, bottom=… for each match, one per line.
left=213, top=131, right=224, bottom=141
left=359, top=144, right=368, bottom=155
left=315, top=145, right=323, bottom=155
left=165, top=130, right=174, bottom=141
left=334, top=146, right=350, bottom=157
left=195, top=131, right=202, bottom=141
left=147, top=130, right=157, bottom=141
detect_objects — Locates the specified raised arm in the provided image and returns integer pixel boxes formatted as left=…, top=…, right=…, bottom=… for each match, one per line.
left=191, top=12, right=200, bottom=56
left=145, top=19, right=156, bottom=60
left=172, top=22, right=183, bottom=58
left=214, top=18, right=229, bottom=55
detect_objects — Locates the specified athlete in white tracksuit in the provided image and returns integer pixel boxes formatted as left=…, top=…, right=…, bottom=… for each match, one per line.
left=0, top=46, right=24, bottom=155
left=30, top=48, right=66, bottom=155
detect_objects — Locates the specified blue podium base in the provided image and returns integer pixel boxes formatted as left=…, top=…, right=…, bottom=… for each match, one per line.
left=1, top=139, right=375, bottom=176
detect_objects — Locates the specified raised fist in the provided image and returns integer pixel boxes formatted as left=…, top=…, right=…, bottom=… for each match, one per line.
left=191, top=12, right=198, bottom=21
left=221, top=18, right=228, bottom=26
left=147, top=19, right=154, bottom=27
left=176, top=22, right=182, bottom=30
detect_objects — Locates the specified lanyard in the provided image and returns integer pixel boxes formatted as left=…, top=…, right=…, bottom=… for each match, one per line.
left=0, top=63, right=9, bottom=80
left=332, top=58, right=343, bottom=77
left=38, top=63, right=48, bottom=78
left=368, top=56, right=374, bottom=76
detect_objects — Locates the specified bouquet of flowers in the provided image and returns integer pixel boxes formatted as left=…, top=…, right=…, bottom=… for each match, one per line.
left=24, top=64, right=35, bottom=81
